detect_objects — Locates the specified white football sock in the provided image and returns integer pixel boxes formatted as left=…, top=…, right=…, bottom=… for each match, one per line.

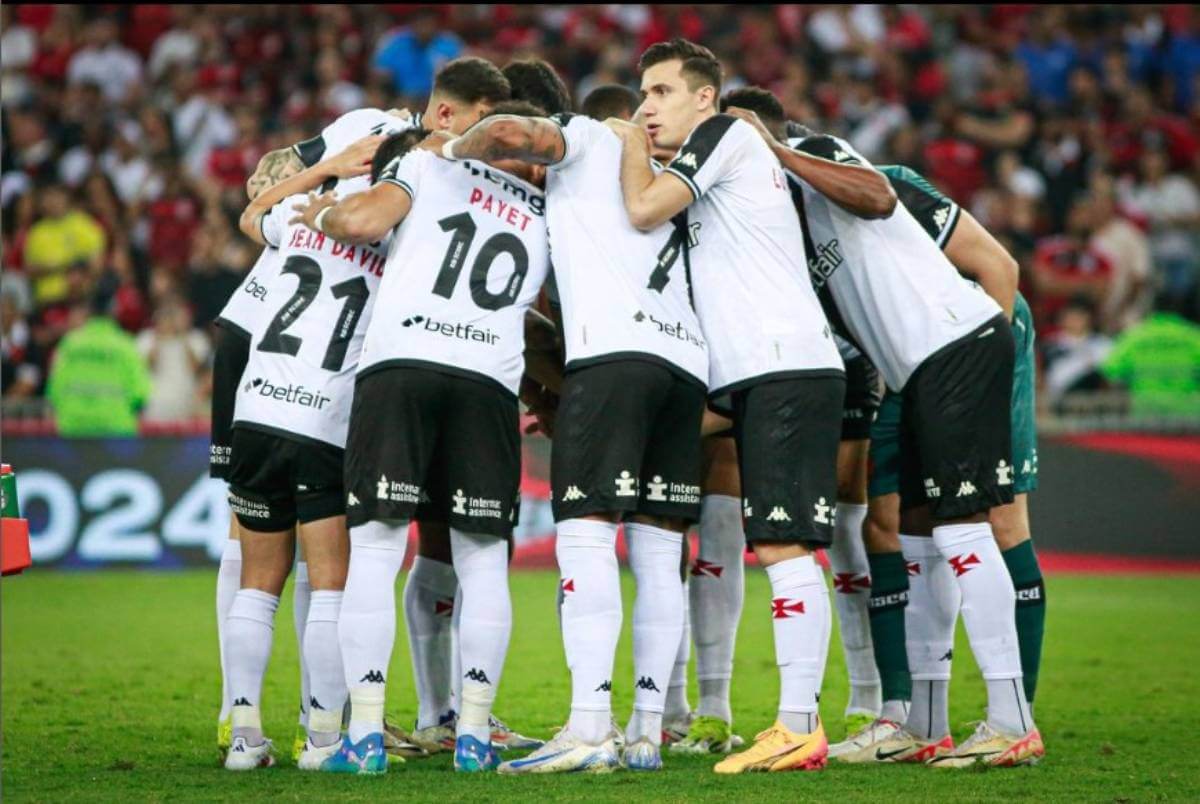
left=690, top=494, right=744, bottom=723
left=227, top=588, right=279, bottom=745
left=626, top=522, right=685, bottom=745
left=932, top=523, right=1032, bottom=736
left=216, top=537, right=241, bottom=722
left=339, top=519, right=409, bottom=743
left=765, top=555, right=830, bottom=735
left=304, top=590, right=346, bottom=747
left=451, top=583, right=463, bottom=720
left=664, top=578, right=691, bottom=724
left=556, top=518, right=622, bottom=744
left=293, top=560, right=311, bottom=728
left=901, top=534, right=958, bottom=740
left=451, top=528, right=512, bottom=745
left=829, top=502, right=880, bottom=718
left=403, top=556, right=458, bottom=729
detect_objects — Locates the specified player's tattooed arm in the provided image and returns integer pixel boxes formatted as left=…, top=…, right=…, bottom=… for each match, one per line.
left=245, top=147, right=306, bottom=201
left=606, top=117, right=693, bottom=231
left=944, top=209, right=1018, bottom=319
left=442, top=115, right=566, bottom=165
left=238, top=136, right=386, bottom=245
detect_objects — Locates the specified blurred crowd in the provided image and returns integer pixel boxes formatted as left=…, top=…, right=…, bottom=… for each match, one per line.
left=2, top=4, right=1198, bottom=430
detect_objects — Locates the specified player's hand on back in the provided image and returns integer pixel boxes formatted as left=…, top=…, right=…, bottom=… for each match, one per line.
left=289, top=190, right=338, bottom=229
left=604, top=117, right=651, bottom=150
left=324, top=135, right=387, bottom=179
left=724, top=107, right=777, bottom=146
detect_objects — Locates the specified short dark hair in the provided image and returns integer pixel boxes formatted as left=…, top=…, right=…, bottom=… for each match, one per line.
left=486, top=99, right=548, bottom=118
left=432, top=57, right=511, bottom=106
left=503, top=59, right=572, bottom=115
left=721, top=87, right=786, bottom=139
left=638, top=38, right=723, bottom=97
left=370, top=128, right=429, bottom=183
left=581, top=84, right=641, bottom=122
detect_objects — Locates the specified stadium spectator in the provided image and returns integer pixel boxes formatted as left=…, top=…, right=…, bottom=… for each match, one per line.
left=372, top=8, right=464, bottom=98
left=136, top=295, right=210, bottom=423
left=1041, top=296, right=1113, bottom=410
left=23, top=184, right=106, bottom=310
left=1030, top=197, right=1114, bottom=333
left=45, top=291, right=151, bottom=437
left=1, top=284, right=42, bottom=400
left=1102, top=312, right=1200, bottom=418
left=67, top=17, right=144, bottom=105
left=1088, top=180, right=1154, bottom=334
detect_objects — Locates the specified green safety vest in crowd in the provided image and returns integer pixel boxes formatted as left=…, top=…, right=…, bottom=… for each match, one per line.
left=46, top=317, right=152, bottom=437
left=1102, top=312, right=1200, bottom=418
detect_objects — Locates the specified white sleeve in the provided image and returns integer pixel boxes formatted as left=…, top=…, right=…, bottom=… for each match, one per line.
left=377, top=150, right=426, bottom=200
left=259, top=200, right=290, bottom=248
left=666, top=115, right=749, bottom=200
left=548, top=113, right=599, bottom=170
left=293, top=108, right=391, bottom=166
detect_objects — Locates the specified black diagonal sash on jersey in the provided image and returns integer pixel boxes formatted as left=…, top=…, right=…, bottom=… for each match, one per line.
left=667, top=114, right=737, bottom=200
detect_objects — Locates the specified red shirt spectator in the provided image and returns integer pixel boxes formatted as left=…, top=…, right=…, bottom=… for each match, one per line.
left=1032, top=232, right=1115, bottom=334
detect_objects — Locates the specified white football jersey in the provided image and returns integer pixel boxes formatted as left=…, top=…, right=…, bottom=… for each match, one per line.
left=233, top=175, right=388, bottom=448
left=217, top=108, right=419, bottom=336
left=544, top=114, right=707, bottom=385
left=785, top=134, right=1001, bottom=392
left=358, top=149, right=550, bottom=395
left=665, top=115, right=843, bottom=397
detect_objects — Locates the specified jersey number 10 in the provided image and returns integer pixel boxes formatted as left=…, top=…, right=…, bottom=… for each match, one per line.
left=432, top=212, right=529, bottom=310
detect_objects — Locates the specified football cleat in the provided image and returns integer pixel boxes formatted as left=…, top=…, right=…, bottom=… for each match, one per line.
left=319, top=733, right=388, bottom=774
left=842, top=712, right=877, bottom=739
left=224, top=736, right=275, bottom=771
left=217, top=717, right=232, bottom=762
left=497, top=727, right=620, bottom=775
left=928, top=722, right=1044, bottom=768
left=291, top=723, right=307, bottom=763
left=490, top=715, right=544, bottom=751
left=409, top=712, right=456, bottom=754
left=670, top=715, right=736, bottom=755
left=382, top=719, right=425, bottom=761
left=622, top=737, right=663, bottom=771
left=454, top=735, right=501, bottom=772
left=297, top=737, right=343, bottom=770
left=662, top=712, right=692, bottom=745
left=829, top=717, right=904, bottom=762
left=713, top=720, right=828, bottom=774
left=855, top=727, right=953, bottom=763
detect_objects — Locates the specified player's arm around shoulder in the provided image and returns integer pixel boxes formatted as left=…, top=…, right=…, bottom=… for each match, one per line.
left=606, top=117, right=692, bottom=231
left=442, top=114, right=567, bottom=166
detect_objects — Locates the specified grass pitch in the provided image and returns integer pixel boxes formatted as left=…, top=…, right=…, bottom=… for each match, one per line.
left=3, top=569, right=1199, bottom=801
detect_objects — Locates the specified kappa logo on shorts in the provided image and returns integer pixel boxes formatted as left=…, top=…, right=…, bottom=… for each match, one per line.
left=924, top=478, right=941, bottom=498
left=347, top=492, right=360, bottom=506
left=955, top=481, right=978, bottom=497
left=646, top=476, right=668, bottom=502
left=766, top=506, right=791, bottom=522
left=996, top=460, right=1013, bottom=486
left=813, top=497, right=833, bottom=525
left=615, top=471, right=638, bottom=497
left=562, top=485, right=587, bottom=502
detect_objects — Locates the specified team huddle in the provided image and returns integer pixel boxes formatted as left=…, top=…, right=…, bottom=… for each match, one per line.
left=209, top=37, right=1047, bottom=776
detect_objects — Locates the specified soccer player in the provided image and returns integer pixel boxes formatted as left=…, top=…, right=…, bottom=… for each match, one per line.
left=221, top=137, right=396, bottom=771
left=835, top=165, right=1046, bottom=765
left=433, top=75, right=710, bottom=776
left=723, top=97, right=1044, bottom=767
left=606, top=39, right=868, bottom=774
left=399, top=58, right=569, bottom=758
left=291, top=101, right=552, bottom=775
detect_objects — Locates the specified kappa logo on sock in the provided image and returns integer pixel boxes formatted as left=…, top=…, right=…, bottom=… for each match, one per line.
left=434, top=597, right=454, bottom=616
left=360, top=670, right=386, bottom=684
left=615, top=470, right=638, bottom=497
left=562, top=485, right=588, bottom=502
left=996, top=460, right=1013, bottom=486
left=766, top=506, right=791, bottom=522
left=813, top=497, right=833, bottom=525
left=595, top=680, right=612, bottom=692
left=955, top=481, right=978, bottom=497
left=310, top=696, right=325, bottom=711
left=233, top=697, right=252, bottom=707
left=906, top=561, right=921, bottom=576
left=635, top=676, right=661, bottom=692
left=771, top=598, right=806, bottom=619
left=939, top=649, right=953, bottom=661
left=560, top=578, right=575, bottom=594
left=833, top=572, right=871, bottom=594
left=948, top=553, right=981, bottom=577
left=690, top=559, right=724, bottom=578
left=465, top=667, right=491, bottom=685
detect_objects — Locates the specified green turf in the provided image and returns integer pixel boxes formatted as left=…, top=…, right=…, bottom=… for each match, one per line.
left=3, top=570, right=1199, bottom=801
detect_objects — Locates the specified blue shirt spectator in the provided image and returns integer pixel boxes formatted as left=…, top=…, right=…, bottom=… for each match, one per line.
left=372, top=20, right=463, bottom=98
left=1164, top=30, right=1200, bottom=110
left=1016, top=36, right=1078, bottom=106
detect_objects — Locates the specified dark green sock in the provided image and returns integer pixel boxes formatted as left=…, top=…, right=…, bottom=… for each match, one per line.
left=867, top=551, right=912, bottom=702
left=1003, top=540, right=1046, bottom=703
